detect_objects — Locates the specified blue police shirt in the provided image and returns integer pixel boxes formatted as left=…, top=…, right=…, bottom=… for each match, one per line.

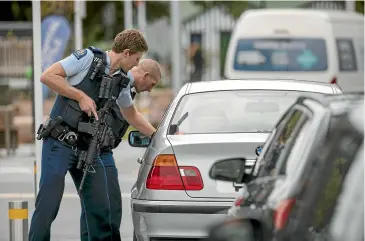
left=59, top=48, right=134, bottom=108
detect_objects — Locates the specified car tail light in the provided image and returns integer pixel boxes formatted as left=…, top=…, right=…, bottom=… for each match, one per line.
left=330, top=77, right=337, bottom=84
left=234, top=196, right=245, bottom=207
left=274, top=198, right=296, bottom=230
left=146, top=154, right=204, bottom=190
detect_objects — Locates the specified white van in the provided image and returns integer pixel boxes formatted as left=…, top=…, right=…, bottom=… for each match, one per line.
left=225, top=9, right=364, bottom=92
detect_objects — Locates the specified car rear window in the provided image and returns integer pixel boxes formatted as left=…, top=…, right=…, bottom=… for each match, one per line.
left=233, top=38, right=328, bottom=71
left=169, top=90, right=325, bottom=134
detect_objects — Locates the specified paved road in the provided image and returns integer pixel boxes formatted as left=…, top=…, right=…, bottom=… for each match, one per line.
left=0, top=142, right=146, bottom=241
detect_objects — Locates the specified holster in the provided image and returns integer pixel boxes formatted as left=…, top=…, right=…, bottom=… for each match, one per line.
left=37, top=116, right=79, bottom=148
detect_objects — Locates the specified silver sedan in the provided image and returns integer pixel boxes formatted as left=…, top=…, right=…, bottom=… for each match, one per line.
left=128, top=79, right=342, bottom=241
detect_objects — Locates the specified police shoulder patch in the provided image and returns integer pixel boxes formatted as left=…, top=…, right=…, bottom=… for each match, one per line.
left=73, top=49, right=87, bottom=60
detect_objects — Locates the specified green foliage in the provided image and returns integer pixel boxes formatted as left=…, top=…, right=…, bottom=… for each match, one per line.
left=192, top=1, right=249, bottom=19
left=82, top=1, right=170, bottom=47
left=193, top=0, right=364, bottom=16
left=283, top=111, right=301, bottom=140
left=312, top=157, right=346, bottom=229
left=9, top=1, right=170, bottom=48
left=41, top=1, right=73, bottom=19
left=356, top=0, right=364, bottom=14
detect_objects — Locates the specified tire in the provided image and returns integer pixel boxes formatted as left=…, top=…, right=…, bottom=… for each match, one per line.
left=239, top=221, right=255, bottom=241
left=209, top=220, right=255, bottom=241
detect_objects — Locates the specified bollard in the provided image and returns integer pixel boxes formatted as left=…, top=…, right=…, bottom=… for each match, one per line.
left=8, top=201, right=28, bottom=241
left=33, top=160, right=37, bottom=199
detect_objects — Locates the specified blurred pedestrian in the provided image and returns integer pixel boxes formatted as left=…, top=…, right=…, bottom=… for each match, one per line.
left=187, top=41, right=204, bottom=82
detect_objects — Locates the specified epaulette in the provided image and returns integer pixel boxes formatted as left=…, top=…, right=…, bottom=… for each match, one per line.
left=88, top=46, right=103, bottom=54
left=72, top=49, right=88, bottom=60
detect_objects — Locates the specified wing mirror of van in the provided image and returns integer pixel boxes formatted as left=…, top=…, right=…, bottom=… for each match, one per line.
left=209, top=158, right=249, bottom=184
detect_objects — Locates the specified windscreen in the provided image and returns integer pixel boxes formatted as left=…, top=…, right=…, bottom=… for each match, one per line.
left=169, top=90, right=325, bottom=134
left=233, top=38, right=328, bottom=71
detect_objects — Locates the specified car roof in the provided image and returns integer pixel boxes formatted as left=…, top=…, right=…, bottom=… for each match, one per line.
left=185, top=79, right=338, bottom=94
left=297, top=92, right=364, bottom=114
left=242, top=9, right=364, bottom=23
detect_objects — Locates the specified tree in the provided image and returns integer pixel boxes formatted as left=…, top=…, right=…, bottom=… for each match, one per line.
left=8, top=1, right=170, bottom=47
left=356, top=0, right=364, bottom=14
left=193, top=0, right=364, bottom=17
left=82, top=1, right=169, bottom=47
left=192, top=1, right=249, bottom=19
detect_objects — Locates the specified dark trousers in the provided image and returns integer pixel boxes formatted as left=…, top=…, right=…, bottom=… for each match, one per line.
left=80, top=152, right=122, bottom=241
left=29, top=138, right=113, bottom=241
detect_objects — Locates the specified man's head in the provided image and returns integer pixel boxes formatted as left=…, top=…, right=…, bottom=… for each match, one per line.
left=111, top=29, right=148, bottom=72
left=130, top=59, right=162, bottom=93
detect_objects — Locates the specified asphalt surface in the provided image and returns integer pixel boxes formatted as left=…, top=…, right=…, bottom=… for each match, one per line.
left=0, top=142, right=145, bottom=241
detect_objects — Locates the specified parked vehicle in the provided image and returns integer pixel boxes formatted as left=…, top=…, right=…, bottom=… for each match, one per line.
left=127, top=79, right=341, bottom=241
left=207, top=92, right=363, bottom=241
left=281, top=98, right=363, bottom=241
left=225, top=9, right=364, bottom=92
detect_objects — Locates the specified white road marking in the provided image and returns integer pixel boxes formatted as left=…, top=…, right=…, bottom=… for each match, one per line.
left=0, top=167, right=33, bottom=174
left=0, top=167, right=138, bottom=181
left=0, top=192, right=131, bottom=199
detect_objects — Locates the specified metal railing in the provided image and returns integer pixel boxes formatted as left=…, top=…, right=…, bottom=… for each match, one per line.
left=0, top=38, right=33, bottom=79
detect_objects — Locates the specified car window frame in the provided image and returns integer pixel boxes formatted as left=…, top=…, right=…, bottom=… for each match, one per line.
left=253, top=104, right=311, bottom=178
left=288, top=113, right=364, bottom=239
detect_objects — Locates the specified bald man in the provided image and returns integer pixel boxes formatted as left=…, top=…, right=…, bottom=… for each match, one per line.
left=80, top=59, right=162, bottom=241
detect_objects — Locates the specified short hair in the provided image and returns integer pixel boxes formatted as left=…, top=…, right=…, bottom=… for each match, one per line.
left=112, top=29, right=148, bottom=54
left=139, top=59, right=162, bottom=81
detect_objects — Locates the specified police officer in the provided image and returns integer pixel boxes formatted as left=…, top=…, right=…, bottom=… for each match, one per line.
left=29, top=29, right=157, bottom=241
left=79, top=59, right=162, bottom=241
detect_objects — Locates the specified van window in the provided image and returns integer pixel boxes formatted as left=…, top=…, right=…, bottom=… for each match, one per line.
left=233, top=38, right=328, bottom=71
left=336, top=39, right=358, bottom=71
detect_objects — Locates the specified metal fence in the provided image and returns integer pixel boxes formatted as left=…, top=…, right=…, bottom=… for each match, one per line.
left=179, top=1, right=351, bottom=84
left=301, top=0, right=345, bottom=10
left=182, top=6, right=236, bottom=83
left=0, top=38, right=33, bottom=80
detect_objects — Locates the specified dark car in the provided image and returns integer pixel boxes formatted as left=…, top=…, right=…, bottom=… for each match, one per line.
left=281, top=98, right=363, bottom=241
left=206, top=93, right=363, bottom=241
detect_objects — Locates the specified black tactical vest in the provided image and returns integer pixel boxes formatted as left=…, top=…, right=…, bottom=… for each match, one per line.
left=49, top=46, right=132, bottom=149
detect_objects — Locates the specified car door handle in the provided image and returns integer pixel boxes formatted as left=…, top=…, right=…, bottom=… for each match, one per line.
left=137, top=157, right=144, bottom=164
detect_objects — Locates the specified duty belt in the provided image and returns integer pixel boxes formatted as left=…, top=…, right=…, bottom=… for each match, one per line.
left=37, top=116, right=79, bottom=149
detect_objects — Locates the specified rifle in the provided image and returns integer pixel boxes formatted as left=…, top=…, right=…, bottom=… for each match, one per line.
left=76, top=74, right=129, bottom=193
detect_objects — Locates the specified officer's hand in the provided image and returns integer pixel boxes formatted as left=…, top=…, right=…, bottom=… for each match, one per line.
left=79, top=95, right=99, bottom=120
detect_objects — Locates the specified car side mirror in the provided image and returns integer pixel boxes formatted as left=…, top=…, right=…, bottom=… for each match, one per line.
left=209, top=158, right=247, bottom=184
left=169, top=124, right=178, bottom=135
left=128, top=131, right=150, bottom=148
